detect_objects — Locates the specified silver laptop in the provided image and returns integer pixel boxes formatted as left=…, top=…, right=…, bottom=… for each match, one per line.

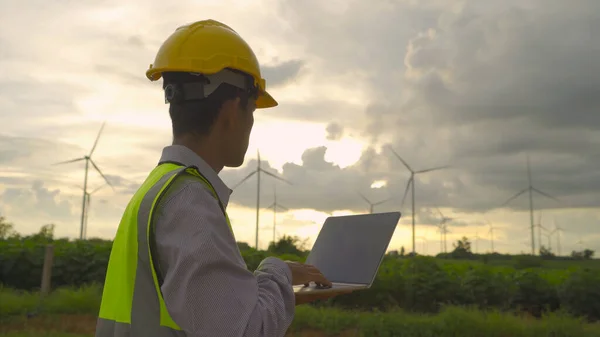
left=294, top=211, right=401, bottom=293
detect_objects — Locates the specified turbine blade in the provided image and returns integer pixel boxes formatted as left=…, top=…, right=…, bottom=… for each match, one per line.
left=90, top=184, right=106, bottom=195
left=53, top=157, right=85, bottom=165
left=89, top=121, right=106, bottom=156
left=532, top=187, right=560, bottom=203
left=374, top=196, right=394, bottom=206
left=260, top=169, right=292, bottom=185
left=90, top=159, right=114, bottom=191
left=400, top=177, right=413, bottom=208
left=357, top=191, right=371, bottom=204
left=416, top=165, right=450, bottom=174
left=231, top=171, right=256, bottom=190
left=278, top=204, right=289, bottom=211
left=500, top=188, right=528, bottom=207
left=389, top=147, right=412, bottom=172
left=435, top=207, right=444, bottom=218
left=266, top=203, right=275, bottom=209
left=257, top=150, right=261, bottom=168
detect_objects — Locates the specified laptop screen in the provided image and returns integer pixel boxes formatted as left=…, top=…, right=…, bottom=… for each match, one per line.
left=305, top=212, right=400, bottom=285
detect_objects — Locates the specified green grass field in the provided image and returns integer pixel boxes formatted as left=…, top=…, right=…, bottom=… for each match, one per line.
left=2, top=285, right=600, bottom=337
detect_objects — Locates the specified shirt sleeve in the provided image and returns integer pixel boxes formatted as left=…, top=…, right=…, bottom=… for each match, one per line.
left=153, top=180, right=296, bottom=337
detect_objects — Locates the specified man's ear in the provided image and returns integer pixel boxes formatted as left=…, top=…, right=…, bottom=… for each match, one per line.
left=220, top=97, right=242, bottom=128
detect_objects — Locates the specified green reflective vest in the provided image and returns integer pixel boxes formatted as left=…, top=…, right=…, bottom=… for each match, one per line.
left=95, top=162, right=233, bottom=337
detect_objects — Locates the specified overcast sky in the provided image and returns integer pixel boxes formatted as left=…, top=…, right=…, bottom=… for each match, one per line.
left=1, top=0, right=599, bottom=255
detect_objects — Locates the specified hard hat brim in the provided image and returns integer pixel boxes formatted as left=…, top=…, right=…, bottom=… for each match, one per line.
left=256, top=90, right=278, bottom=109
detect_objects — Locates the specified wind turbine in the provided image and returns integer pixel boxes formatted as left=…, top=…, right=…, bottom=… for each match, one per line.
left=550, top=218, right=564, bottom=256
left=474, top=230, right=480, bottom=254
left=266, top=185, right=288, bottom=244
left=435, top=207, right=452, bottom=253
left=75, top=183, right=107, bottom=239
left=232, top=150, right=292, bottom=249
left=500, top=155, right=560, bottom=255
left=488, top=221, right=495, bottom=253
left=441, top=225, right=451, bottom=253
left=535, top=211, right=552, bottom=251
left=389, top=147, right=449, bottom=254
left=575, top=236, right=584, bottom=250
left=357, top=192, right=394, bottom=214
left=543, top=232, right=552, bottom=251
left=53, top=122, right=113, bottom=240
left=417, top=236, right=428, bottom=254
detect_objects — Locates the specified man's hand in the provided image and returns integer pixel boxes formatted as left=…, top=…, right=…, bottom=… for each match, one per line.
left=295, top=289, right=354, bottom=305
left=285, top=261, right=332, bottom=287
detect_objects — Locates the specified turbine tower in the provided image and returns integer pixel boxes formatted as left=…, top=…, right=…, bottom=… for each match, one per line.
left=535, top=211, right=552, bottom=251
left=357, top=192, right=394, bottom=214
left=266, top=185, right=288, bottom=244
left=550, top=218, right=564, bottom=256
left=500, top=155, right=559, bottom=255
left=75, top=183, right=108, bottom=239
left=440, top=225, right=451, bottom=253
left=435, top=207, right=452, bottom=253
left=389, top=147, right=449, bottom=254
left=232, top=150, right=292, bottom=249
left=53, top=122, right=113, bottom=239
left=417, top=236, right=428, bottom=254
left=487, top=221, right=495, bottom=253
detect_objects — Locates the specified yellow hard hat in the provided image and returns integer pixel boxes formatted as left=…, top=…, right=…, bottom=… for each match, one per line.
left=146, top=19, right=277, bottom=109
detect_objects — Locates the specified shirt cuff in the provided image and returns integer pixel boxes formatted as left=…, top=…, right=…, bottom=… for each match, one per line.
left=257, top=257, right=293, bottom=285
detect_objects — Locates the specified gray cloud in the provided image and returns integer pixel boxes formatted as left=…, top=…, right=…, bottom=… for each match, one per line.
left=0, top=180, right=75, bottom=221
left=1, top=0, right=600, bottom=253
left=272, top=0, right=600, bottom=214
left=325, top=123, right=343, bottom=141
left=258, top=99, right=366, bottom=125
left=261, top=59, right=305, bottom=88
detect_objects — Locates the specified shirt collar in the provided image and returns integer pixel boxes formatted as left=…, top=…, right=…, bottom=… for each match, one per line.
left=158, top=145, right=233, bottom=207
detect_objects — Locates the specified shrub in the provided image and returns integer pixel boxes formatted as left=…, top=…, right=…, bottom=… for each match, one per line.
left=559, top=268, right=600, bottom=320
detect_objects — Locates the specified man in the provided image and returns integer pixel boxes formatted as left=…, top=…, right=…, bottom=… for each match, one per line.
left=95, top=19, right=348, bottom=337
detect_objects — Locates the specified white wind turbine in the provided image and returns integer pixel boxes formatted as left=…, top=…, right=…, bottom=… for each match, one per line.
left=53, top=122, right=114, bottom=240
left=549, top=218, right=564, bottom=256
left=435, top=207, right=452, bottom=253
left=488, top=221, right=496, bottom=253
left=575, top=236, right=585, bottom=250
left=417, top=236, right=428, bottom=255
left=266, top=185, right=288, bottom=244
left=474, top=230, right=481, bottom=254
left=232, top=150, right=292, bottom=249
left=535, top=211, right=552, bottom=251
left=500, top=155, right=560, bottom=255
left=357, top=191, right=394, bottom=214
left=75, top=183, right=108, bottom=239
left=389, top=147, right=449, bottom=254
left=440, top=225, right=451, bottom=253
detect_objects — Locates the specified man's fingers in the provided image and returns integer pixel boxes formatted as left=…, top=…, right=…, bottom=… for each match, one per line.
left=307, top=271, right=332, bottom=286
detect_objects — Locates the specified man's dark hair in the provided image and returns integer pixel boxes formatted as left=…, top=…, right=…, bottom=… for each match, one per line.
left=162, top=71, right=252, bottom=138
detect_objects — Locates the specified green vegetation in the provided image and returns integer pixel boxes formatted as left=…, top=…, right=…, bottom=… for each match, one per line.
left=2, top=218, right=600, bottom=336
left=2, top=285, right=600, bottom=336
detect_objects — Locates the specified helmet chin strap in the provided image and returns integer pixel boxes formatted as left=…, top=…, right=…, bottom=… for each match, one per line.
left=164, top=69, right=256, bottom=104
